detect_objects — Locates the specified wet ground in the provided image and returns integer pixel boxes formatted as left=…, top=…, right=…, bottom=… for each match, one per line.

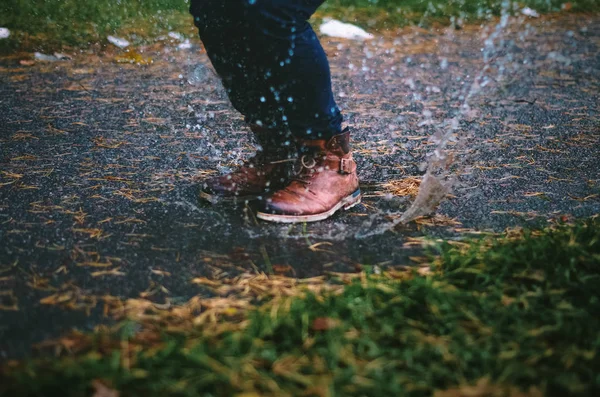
left=1, top=14, right=599, bottom=359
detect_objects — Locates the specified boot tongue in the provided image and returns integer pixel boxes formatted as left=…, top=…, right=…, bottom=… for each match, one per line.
left=299, top=138, right=327, bottom=153
left=298, top=130, right=351, bottom=157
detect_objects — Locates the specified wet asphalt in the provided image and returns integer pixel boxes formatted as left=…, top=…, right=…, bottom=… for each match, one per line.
left=0, top=13, right=599, bottom=359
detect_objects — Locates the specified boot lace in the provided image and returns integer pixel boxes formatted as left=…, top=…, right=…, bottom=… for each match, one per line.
left=243, top=150, right=293, bottom=169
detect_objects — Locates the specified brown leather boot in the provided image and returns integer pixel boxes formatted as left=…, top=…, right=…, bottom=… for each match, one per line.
left=199, top=126, right=295, bottom=203
left=256, top=129, right=361, bottom=223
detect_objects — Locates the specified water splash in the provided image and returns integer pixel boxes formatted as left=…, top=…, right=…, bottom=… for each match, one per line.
left=400, top=0, right=516, bottom=224
left=399, top=172, right=449, bottom=223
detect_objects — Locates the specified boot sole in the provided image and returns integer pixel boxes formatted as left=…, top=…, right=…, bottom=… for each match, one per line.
left=256, top=189, right=362, bottom=223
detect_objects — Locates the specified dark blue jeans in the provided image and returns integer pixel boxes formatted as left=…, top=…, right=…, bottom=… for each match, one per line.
left=190, top=0, right=343, bottom=140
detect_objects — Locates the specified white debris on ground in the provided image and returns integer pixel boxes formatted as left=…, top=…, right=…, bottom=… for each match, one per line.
left=319, top=19, right=374, bottom=40
left=521, top=7, right=540, bottom=18
left=107, top=35, right=130, bottom=48
left=166, top=31, right=192, bottom=50
left=34, top=52, right=71, bottom=61
left=0, top=28, right=9, bottom=39
left=168, top=31, right=185, bottom=41
left=54, top=52, right=71, bottom=60
left=178, top=39, right=193, bottom=50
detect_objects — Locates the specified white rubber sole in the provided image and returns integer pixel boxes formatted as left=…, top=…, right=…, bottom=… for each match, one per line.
left=256, top=190, right=361, bottom=223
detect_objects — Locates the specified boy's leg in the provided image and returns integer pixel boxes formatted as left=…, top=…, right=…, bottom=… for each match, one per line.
left=190, top=0, right=342, bottom=139
left=190, top=0, right=360, bottom=220
left=190, top=1, right=296, bottom=200
left=242, top=0, right=344, bottom=139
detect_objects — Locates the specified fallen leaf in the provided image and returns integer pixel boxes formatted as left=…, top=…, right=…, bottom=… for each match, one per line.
left=91, top=380, right=119, bottom=397
left=308, top=242, right=333, bottom=252
left=312, top=317, right=340, bottom=331
left=272, top=264, right=294, bottom=275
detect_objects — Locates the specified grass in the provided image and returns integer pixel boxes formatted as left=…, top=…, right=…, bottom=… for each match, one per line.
left=0, top=0, right=192, bottom=53
left=2, top=0, right=599, bottom=53
left=320, top=0, right=600, bottom=28
left=1, top=217, right=599, bottom=396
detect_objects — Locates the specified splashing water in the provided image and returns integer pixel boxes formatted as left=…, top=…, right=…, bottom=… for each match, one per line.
left=399, top=172, right=449, bottom=223
left=399, top=0, right=516, bottom=224
left=177, top=1, right=535, bottom=240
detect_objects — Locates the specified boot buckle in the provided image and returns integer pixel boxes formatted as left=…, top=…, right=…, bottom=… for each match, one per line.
left=340, top=158, right=356, bottom=174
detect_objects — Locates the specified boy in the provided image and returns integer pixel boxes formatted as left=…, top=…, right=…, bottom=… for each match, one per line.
left=190, top=0, right=360, bottom=223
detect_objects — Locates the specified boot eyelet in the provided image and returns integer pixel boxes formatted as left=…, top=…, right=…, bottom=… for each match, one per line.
left=300, top=155, right=316, bottom=169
